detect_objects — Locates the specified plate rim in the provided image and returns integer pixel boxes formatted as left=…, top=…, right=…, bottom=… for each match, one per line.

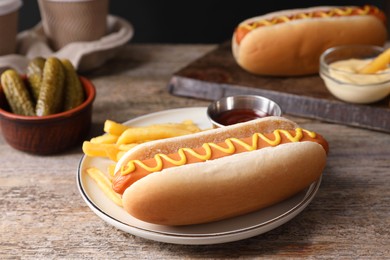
left=77, top=107, right=322, bottom=244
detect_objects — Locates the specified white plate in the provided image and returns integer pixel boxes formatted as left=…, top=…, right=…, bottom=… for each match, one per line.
left=77, top=107, right=322, bottom=245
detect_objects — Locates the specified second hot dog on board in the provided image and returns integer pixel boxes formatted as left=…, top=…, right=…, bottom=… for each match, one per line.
left=232, top=5, right=387, bottom=76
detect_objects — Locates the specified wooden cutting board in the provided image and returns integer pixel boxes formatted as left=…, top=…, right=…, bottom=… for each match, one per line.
left=168, top=41, right=390, bottom=133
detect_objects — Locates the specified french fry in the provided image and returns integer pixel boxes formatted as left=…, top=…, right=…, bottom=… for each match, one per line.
left=82, top=141, right=120, bottom=159
left=84, top=120, right=203, bottom=160
left=86, top=167, right=122, bottom=207
left=90, top=134, right=118, bottom=144
left=118, top=143, right=139, bottom=151
left=182, top=124, right=202, bottom=133
left=83, top=141, right=109, bottom=157
left=82, top=141, right=139, bottom=161
left=181, top=120, right=202, bottom=132
left=182, top=120, right=193, bottom=124
left=359, top=48, right=390, bottom=74
left=82, top=119, right=204, bottom=207
left=105, top=145, right=121, bottom=162
left=116, top=126, right=193, bottom=145
left=103, top=120, right=130, bottom=135
left=149, top=122, right=201, bottom=133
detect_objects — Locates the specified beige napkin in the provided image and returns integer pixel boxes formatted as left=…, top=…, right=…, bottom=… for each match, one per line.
left=0, top=15, right=133, bottom=74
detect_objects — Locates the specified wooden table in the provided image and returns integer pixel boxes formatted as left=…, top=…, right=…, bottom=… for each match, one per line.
left=1, top=44, right=389, bottom=259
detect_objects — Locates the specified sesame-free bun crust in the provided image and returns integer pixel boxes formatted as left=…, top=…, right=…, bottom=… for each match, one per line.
left=232, top=6, right=387, bottom=76
left=116, top=116, right=298, bottom=165
left=116, top=116, right=327, bottom=226
left=123, top=142, right=326, bottom=226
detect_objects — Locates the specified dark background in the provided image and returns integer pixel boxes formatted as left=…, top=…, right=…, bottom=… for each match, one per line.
left=19, top=0, right=386, bottom=43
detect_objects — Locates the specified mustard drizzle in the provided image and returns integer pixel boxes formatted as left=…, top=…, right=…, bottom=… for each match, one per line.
left=240, top=6, right=378, bottom=31
left=120, top=128, right=316, bottom=176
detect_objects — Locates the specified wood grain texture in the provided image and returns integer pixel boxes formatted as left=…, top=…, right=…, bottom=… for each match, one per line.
left=169, top=42, right=390, bottom=133
left=0, top=44, right=389, bottom=259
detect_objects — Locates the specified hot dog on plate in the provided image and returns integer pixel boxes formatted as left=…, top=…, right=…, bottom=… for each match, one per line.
left=113, top=116, right=329, bottom=226
left=232, top=5, right=387, bottom=76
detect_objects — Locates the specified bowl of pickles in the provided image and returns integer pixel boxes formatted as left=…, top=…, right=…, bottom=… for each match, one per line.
left=0, top=57, right=96, bottom=154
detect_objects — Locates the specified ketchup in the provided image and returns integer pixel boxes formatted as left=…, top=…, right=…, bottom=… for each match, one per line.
left=215, top=109, right=269, bottom=126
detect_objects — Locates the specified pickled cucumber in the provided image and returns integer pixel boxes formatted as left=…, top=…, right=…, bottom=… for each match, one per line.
left=35, top=57, right=65, bottom=116
left=26, top=57, right=45, bottom=102
left=1, top=69, right=35, bottom=116
left=61, top=59, right=84, bottom=110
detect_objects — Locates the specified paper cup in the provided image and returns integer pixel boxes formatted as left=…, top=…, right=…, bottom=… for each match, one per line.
left=38, top=0, right=109, bottom=50
left=0, top=0, right=22, bottom=55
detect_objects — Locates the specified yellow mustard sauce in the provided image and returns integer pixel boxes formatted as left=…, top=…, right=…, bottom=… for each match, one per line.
left=329, top=59, right=390, bottom=85
left=239, top=6, right=376, bottom=31
left=120, top=128, right=316, bottom=176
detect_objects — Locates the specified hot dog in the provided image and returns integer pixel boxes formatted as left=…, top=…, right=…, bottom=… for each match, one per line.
left=232, top=5, right=387, bottom=76
left=113, top=116, right=329, bottom=226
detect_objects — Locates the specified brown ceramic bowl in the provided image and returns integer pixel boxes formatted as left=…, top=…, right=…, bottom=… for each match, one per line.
left=0, top=76, right=95, bottom=154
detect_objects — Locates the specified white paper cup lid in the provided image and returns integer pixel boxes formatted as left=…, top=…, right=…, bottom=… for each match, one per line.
left=0, top=0, right=22, bottom=15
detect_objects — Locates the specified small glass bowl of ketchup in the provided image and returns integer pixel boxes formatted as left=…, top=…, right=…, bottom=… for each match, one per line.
left=207, top=95, right=282, bottom=128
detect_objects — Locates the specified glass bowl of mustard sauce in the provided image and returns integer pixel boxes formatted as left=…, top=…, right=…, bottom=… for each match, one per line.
left=320, top=45, right=390, bottom=104
left=207, top=95, right=282, bottom=128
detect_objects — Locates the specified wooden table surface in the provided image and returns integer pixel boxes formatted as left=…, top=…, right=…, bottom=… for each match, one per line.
left=1, top=44, right=389, bottom=259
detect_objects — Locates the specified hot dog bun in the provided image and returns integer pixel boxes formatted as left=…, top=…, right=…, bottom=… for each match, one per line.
left=232, top=5, right=387, bottom=76
left=114, top=116, right=328, bottom=226
left=116, top=116, right=298, bottom=162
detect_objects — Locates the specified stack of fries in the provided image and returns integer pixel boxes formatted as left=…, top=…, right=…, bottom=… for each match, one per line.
left=83, top=119, right=202, bottom=207
left=83, top=119, right=202, bottom=162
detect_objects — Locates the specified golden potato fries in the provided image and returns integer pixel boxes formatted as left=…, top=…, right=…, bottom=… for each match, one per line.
left=90, top=134, right=118, bottom=144
left=359, top=48, right=390, bottom=74
left=116, top=126, right=195, bottom=145
left=86, top=167, right=122, bottom=207
left=118, top=143, right=139, bottom=151
left=82, top=142, right=119, bottom=158
left=103, top=120, right=130, bottom=135
left=83, top=118, right=202, bottom=207
left=151, top=121, right=200, bottom=132
left=83, top=119, right=202, bottom=162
